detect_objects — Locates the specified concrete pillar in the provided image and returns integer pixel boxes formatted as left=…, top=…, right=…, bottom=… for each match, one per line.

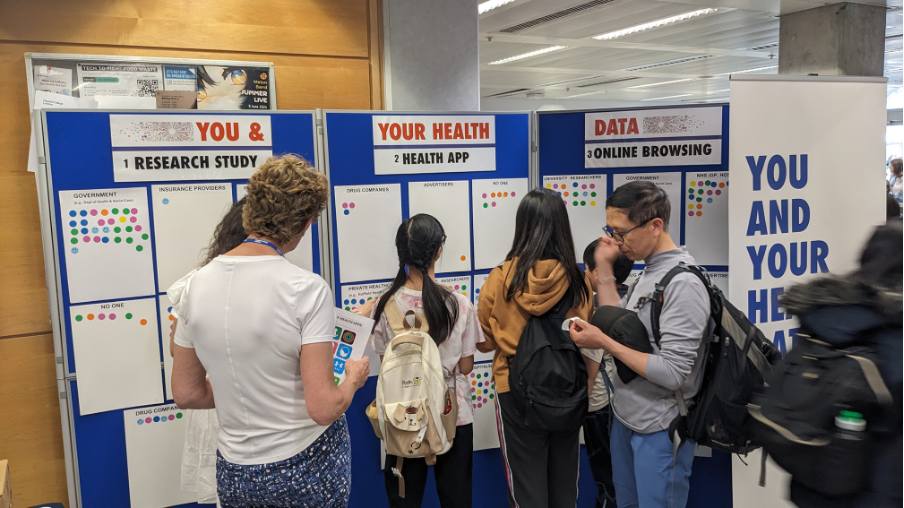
left=779, top=2, right=886, bottom=76
left=382, top=0, right=479, bottom=111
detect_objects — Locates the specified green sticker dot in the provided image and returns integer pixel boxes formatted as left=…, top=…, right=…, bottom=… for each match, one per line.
left=71, top=228, right=78, bottom=235
left=696, top=197, right=702, bottom=202
left=591, top=192, right=597, bottom=197
left=367, top=297, right=373, bottom=301
left=75, top=315, right=83, bottom=322
left=136, top=245, right=143, bottom=252
left=462, top=285, right=467, bottom=290
left=176, top=413, right=183, bottom=419
left=581, top=201, right=586, bottom=206
left=572, top=201, right=578, bottom=206
left=705, top=180, right=711, bottom=186
left=698, top=189, right=703, bottom=194
left=483, top=203, right=488, bottom=208
left=126, top=226, right=133, bottom=233
left=472, top=395, right=477, bottom=400
left=123, top=209, right=130, bottom=215
left=344, top=306, right=351, bottom=311
left=141, top=233, right=149, bottom=240
left=489, top=393, right=494, bottom=399
left=114, top=227, right=121, bottom=233
left=70, top=238, right=78, bottom=244
left=476, top=374, right=481, bottom=379
left=125, top=313, right=133, bottom=319
left=114, top=237, right=121, bottom=243
left=126, top=237, right=133, bottom=244
left=112, top=208, right=119, bottom=214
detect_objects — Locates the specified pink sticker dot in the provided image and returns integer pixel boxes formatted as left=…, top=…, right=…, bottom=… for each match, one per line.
left=90, top=209, right=97, bottom=216
left=342, top=203, right=348, bottom=209
left=454, top=285, right=460, bottom=290
left=589, top=184, right=596, bottom=189
left=97, top=219, right=105, bottom=226
left=471, top=388, right=476, bottom=393
left=510, top=192, right=516, bottom=197
left=135, top=225, right=142, bottom=231
left=83, top=236, right=90, bottom=242
left=130, top=216, right=137, bottom=223
left=349, top=203, right=355, bottom=209
left=707, top=190, right=713, bottom=195
left=131, top=208, right=138, bottom=214
left=491, top=202, right=496, bottom=207
left=582, top=184, right=587, bottom=189
left=93, top=236, right=101, bottom=243
left=168, top=414, right=175, bottom=421
left=145, top=417, right=152, bottom=424
left=688, top=211, right=694, bottom=216
left=477, top=403, right=483, bottom=408
left=109, top=314, right=116, bottom=320
left=98, top=313, right=105, bottom=320
left=107, top=218, right=115, bottom=225
left=552, top=184, right=558, bottom=189
left=715, top=190, right=722, bottom=195
left=482, top=193, right=487, bottom=198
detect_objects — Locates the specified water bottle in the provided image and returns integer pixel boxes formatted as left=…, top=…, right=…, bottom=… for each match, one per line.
left=824, top=410, right=868, bottom=495
left=834, top=410, right=867, bottom=439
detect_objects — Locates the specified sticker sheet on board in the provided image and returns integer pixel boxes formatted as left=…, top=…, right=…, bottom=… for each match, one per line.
left=685, top=172, right=729, bottom=265
left=469, top=363, right=499, bottom=450
left=408, top=181, right=472, bottom=273
left=124, top=404, right=196, bottom=508
left=472, top=178, right=527, bottom=270
left=334, top=184, right=402, bottom=283
left=543, top=175, right=607, bottom=262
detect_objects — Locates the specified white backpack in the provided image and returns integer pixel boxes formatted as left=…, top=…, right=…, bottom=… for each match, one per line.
left=366, top=298, right=457, bottom=498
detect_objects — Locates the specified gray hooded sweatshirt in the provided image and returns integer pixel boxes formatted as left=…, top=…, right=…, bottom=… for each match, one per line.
left=610, top=247, right=710, bottom=434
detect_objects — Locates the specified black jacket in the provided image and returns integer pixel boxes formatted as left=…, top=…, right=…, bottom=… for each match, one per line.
left=781, top=277, right=903, bottom=508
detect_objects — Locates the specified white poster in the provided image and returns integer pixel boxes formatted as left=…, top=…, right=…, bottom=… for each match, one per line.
left=332, top=309, right=375, bottom=386
left=472, top=273, right=494, bottom=363
left=543, top=175, right=607, bottom=262
left=708, top=270, right=728, bottom=296
left=408, top=181, right=472, bottom=273
left=34, top=66, right=73, bottom=95
left=59, top=188, right=155, bottom=303
left=472, top=178, right=527, bottom=270
left=372, top=115, right=496, bottom=175
left=109, top=114, right=272, bottom=182
left=78, top=63, right=163, bottom=98
left=469, top=363, right=500, bottom=450
left=158, top=296, right=176, bottom=401
left=612, top=172, right=682, bottom=237
left=151, top=184, right=234, bottom=293
left=436, top=275, right=471, bottom=301
left=340, top=281, right=393, bottom=313
left=163, top=65, right=197, bottom=91
left=585, top=107, right=722, bottom=168
left=685, top=171, right=730, bottom=266
left=124, top=404, right=196, bottom=508
left=728, top=76, right=886, bottom=508
left=334, top=184, right=402, bottom=283
left=71, top=298, right=163, bottom=415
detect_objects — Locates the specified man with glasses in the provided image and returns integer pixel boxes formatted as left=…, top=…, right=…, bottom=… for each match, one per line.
left=570, top=181, right=710, bottom=508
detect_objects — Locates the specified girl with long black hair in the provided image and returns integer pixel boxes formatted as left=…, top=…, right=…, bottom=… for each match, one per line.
left=476, top=188, right=594, bottom=508
left=369, top=213, right=485, bottom=508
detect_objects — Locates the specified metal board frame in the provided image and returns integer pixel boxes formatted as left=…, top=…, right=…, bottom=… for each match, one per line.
left=36, top=108, right=320, bottom=507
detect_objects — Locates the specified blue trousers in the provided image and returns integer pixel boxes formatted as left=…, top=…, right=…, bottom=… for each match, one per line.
left=610, top=417, right=694, bottom=508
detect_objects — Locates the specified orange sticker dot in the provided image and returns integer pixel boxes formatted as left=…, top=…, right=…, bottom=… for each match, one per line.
left=140, top=319, right=147, bottom=325
left=491, top=192, right=496, bottom=198
left=696, top=211, right=702, bottom=216
left=87, top=313, right=95, bottom=320
left=504, top=192, right=509, bottom=197
left=472, top=381, right=477, bottom=386
left=564, top=191, right=569, bottom=197
left=696, top=204, right=703, bottom=209
left=168, top=315, right=175, bottom=321
left=460, top=255, right=466, bottom=261
left=101, top=209, right=108, bottom=216
left=719, top=182, right=725, bottom=188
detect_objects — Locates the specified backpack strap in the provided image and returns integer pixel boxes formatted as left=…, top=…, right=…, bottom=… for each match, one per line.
left=383, top=297, right=426, bottom=336
left=650, top=263, right=713, bottom=348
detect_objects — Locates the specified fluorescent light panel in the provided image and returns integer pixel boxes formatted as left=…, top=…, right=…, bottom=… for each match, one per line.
left=886, top=68, right=903, bottom=73
left=488, top=46, right=567, bottom=65
left=628, top=78, right=698, bottom=89
left=714, top=65, right=777, bottom=76
left=741, top=42, right=779, bottom=51
left=479, top=0, right=517, bottom=15
left=886, top=47, right=903, bottom=53
left=562, top=90, right=607, bottom=99
left=538, top=75, right=605, bottom=87
left=593, top=8, right=725, bottom=40
left=641, top=94, right=693, bottom=101
left=623, top=55, right=712, bottom=72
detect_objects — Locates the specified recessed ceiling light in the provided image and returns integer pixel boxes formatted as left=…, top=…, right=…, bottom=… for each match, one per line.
left=707, top=89, right=730, bottom=94
left=740, top=42, right=779, bottom=51
left=714, top=66, right=777, bottom=76
left=592, top=8, right=727, bottom=40
left=478, top=0, right=517, bottom=15
left=537, top=75, right=606, bottom=87
left=561, top=90, right=607, bottom=99
left=488, top=46, right=568, bottom=65
left=627, top=78, right=698, bottom=89
left=885, top=47, right=903, bottom=54
left=641, top=94, right=694, bottom=101
left=623, top=55, right=713, bottom=72
left=886, top=68, right=903, bottom=73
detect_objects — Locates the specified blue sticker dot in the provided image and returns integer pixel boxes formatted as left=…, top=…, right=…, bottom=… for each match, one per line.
left=80, top=228, right=88, bottom=234
left=80, top=210, right=87, bottom=217
left=711, top=182, right=717, bottom=187
left=707, top=198, right=713, bottom=203
left=475, top=288, right=480, bottom=294
left=343, top=299, right=349, bottom=305
left=573, top=182, right=578, bottom=187
left=102, top=237, right=109, bottom=243
left=102, top=227, right=110, bottom=233
left=688, top=195, right=694, bottom=201
left=69, top=220, right=77, bottom=227
left=484, top=389, right=488, bottom=394
left=137, top=419, right=143, bottom=425
left=153, top=416, right=160, bottom=422
left=162, top=198, right=170, bottom=205
left=71, top=247, right=79, bottom=254
left=344, top=210, right=350, bottom=215
left=478, top=382, right=483, bottom=388
left=91, top=227, right=99, bottom=234
left=583, top=191, right=588, bottom=197
left=80, top=219, right=88, bottom=226
left=168, top=306, right=173, bottom=313
left=69, top=211, right=77, bottom=217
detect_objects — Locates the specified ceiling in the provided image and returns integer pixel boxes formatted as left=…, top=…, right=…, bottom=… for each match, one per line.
left=478, top=0, right=903, bottom=110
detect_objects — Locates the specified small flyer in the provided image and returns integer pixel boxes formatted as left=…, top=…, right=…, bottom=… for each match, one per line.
left=332, top=309, right=375, bottom=386
left=34, top=65, right=73, bottom=95
left=77, top=63, right=163, bottom=98
left=163, top=65, right=197, bottom=91
left=197, top=66, right=270, bottom=110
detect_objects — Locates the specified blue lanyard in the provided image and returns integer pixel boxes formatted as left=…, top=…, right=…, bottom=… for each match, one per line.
left=243, top=238, right=284, bottom=257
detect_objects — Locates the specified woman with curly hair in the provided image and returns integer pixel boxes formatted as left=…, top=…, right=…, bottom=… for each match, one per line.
left=172, top=154, right=370, bottom=507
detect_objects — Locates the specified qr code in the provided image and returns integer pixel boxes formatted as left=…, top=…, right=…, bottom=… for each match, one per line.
left=137, top=79, right=159, bottom=97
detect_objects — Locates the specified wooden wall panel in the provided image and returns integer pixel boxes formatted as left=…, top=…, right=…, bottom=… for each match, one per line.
left=0, top=334, right=68, bottom=507
left=0, top=1, right=383, bottom=505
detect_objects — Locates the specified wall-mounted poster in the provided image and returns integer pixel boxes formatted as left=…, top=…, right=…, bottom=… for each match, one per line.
left=197, top=66, right=270, bottom=110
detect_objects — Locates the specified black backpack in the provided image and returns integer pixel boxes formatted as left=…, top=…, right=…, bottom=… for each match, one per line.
left=645, top=264, right=782, bottom=454
left=507, top=288, right=588, bottom=433
left=749, top=332, right=893, bottom=496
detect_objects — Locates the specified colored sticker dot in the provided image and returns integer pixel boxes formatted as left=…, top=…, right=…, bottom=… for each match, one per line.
left=91, top=227, right=99, bottom=234
left=483, top=203, right=488, bottom=208
left=590, top=201, right=596, bottom=206
left=707, top=190, right=713, bottom=195
left=462, top=285, right=467, bottom=290
left=489, top=394, right=494, bottom=399
left=688, top=204, right=694, bottom=210
left=344, top=210, right=350, bottom=215
left=82, top=235, right=90, bottom=242
left=168, top=414, right=175, bottom=421
left=696, top=197, right=702, bottom=202
left=589, top=184, right=595, bottom=189
left=705, top=180, right=711, bottom=186
left=582, top=184, right=587, bottom=189
left=135, top=225, right=142, bottom=232
left=176, top=413, right=183, bottom=419
left=131, top=208, right=138, bottom=214
left=119, top=217, right=127, bottom=223
left=136, top=245, right=143, bottom=252
left=80, top=219, right=88, bottom=226
left=69, top=211, right=77, bottom=217
left=690, top=181, right=696, bottom=187
left=87, top=314, right=95, bottom=320
left=342, top=203, right=348, bottom=209
left=580, top=201, right=586, bottom=206
left=141, top=233, right=149, bottom=240
left=101, top=209, right=108, bottom=216
left=572, top=201, right=578, bottom=206
left=93, top=236, right=101, bottom=243
left=90, top=209, right=97, bottom=216
left=137, top=419, right=143, bottom=425
left=122, top=209, right=130, bottom=215
left=510, top=192, right=515, bottom=197
left=98, top=313, right=106, bottom=320
left=572, top=182, right=578, bottom=187
left=689, top=194, right=695, bottom=201
left=697, top=204, right=703, bottom=209
left=145, top=417, right=152, bottom=424
left=591, top=192, right=597, bottom=197
left=563, top=191, right=569, bottom=197
left=707, top=198, right=713, bottom=203
left=460, top=255, right=466, bottom=261
left=696, top=211, right=702, bottom=216
left=107, top=218, right=115, bottom=225
left=75, top=315, right=83, bottom=322
left=162, top=198, right=169, bottom=205
left=126, top=313, right=133, bottom=319
left=112, top=208, right=119, bottom=214
left=153, top=416, right=160, bottom=422
left=719, top=182, right=725, bottom=188
left=126, top=226, right=133, bottom=233
left=715, top=190, right=722, bottom=195
left=711, top=182, right=717, bottom=187
left=109, top=314, right=116, bottom=320
left=97, top=220, right=104, bottom=226
left=140, top=319, right=147, bottom=325
left=482, top=193, right=487, bottom=198
left=102, top=237, right=109, bottom=243
left=697, top=189, right=703, bottom=195
left=546, top=183, right=552, bottom=188
left=80, top=210, right=88, bottom=217
left=472, top=395, right=477, bottom=400
left=69, top=220, right=77, bottom=227
left=71, top=228, right=78, bottom=235
left=129, top=216, right=137, bottom=223
left=114, top=237, right=121, bottom=243
left=503, top=192, right=509, bottom=197
left=476, top=374, right=481, bottom=379
left=491, top=202, right=496, bottom=207
left=688, top=211, right=694, bottom=216
left=491, top=192, right=496, bottom=198
left=70, top=238, right=78, bottom=244
left=583, top=192, right=588, bottom=197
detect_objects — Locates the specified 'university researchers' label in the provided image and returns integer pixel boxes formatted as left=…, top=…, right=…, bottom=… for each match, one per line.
left=371, top=115, right=496, bottom=175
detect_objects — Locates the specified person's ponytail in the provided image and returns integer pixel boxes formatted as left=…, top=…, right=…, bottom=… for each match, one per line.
left=371, top=262, right=408, bottom=332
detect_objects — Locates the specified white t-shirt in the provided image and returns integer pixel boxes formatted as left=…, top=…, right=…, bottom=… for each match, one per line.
left=174, top=255, right=334, bottom=466
left=369, top=286, right=484, bottom=426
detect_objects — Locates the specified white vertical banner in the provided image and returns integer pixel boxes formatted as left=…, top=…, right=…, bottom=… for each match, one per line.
left=728, top=75, right=886, bottom=508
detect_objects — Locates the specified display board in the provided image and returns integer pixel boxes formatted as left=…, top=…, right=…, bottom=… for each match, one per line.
left=538, top=105, right=730, bottom=280
left=321, top=110, right=529, bottom=507
left=40, top=109, right=318, bottom=507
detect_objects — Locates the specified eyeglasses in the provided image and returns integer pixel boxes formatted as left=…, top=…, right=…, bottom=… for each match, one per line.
left=603, top=219, right=652, bottom=243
